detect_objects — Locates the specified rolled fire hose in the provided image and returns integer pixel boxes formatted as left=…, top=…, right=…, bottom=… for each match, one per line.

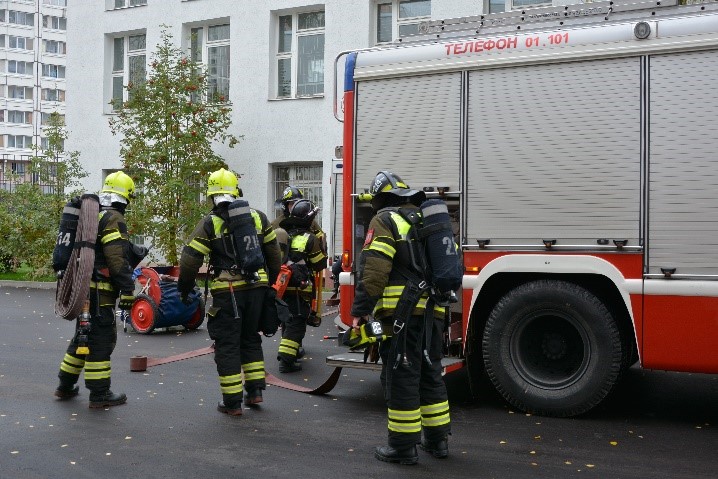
left=55, top=194, right=99, bottom=320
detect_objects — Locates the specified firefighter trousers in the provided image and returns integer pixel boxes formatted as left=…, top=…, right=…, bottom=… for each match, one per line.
left=378, top=313, right=451, bottom=450
left=58, top=301, right=118, bottom=394
left=277, top=292, right=311, bottom=362
left=207, top=288, right=266, bottom=408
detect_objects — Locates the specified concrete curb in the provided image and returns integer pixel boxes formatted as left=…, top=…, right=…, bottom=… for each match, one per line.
left=0, top=280, right=56, bottom=290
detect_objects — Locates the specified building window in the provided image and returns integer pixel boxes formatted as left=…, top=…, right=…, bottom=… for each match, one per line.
left=375, top=0, right=430, bottom=44
left=41, top=112, right=64, bottom=125
left=0, top=110, right=4, bottom=122
left=43, top=15, right=67, bottom=30
left=43, top=0, right=68, bottom=6
left=42, top=88, right=65, bottom=102
left=43, top=40, right=67, bottom=54
left=9, top=86, right=33, bottom=100
left=7, top=110, right=33, bottom=124
left=42, top=63, right=65, bottom=78
left=9, top=35, right=34, bottom=51
left=275, top=10, right=325, bottom=98
left=190, top=24, right=230, bottom=101
left=111, top=33, right=146, bottom=108
left=8, top=60, right=34, bottom=75
left=7, top=136, right=33, bottom=149
left=8, top=11, right=34, bottom=26
left=273, top=163, right=324, bottom=224
left=112, top=0, right=148, bottom=8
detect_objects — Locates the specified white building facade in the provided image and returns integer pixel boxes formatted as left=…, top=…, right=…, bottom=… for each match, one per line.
left=66, top=0, right=488, bottom=256
left=0, top=0, right=67, bottom=190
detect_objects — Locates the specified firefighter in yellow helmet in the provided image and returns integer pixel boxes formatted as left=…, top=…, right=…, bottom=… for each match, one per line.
left=351, top=171, right=451, bottom=464
left=178, top=168, right=282, bottom=415
left=55, top=171, right=136, bottom=408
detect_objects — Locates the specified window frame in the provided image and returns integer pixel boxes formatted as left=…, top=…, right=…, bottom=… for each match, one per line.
left=8, top=10, right=34, bottom=27
left=110, top=32, right=147, bottom=110
left=374, top=0, right=431, bottom=45
left=43, top=14, right=67, bottom=31
left=272, top=162, right=324, bottom=225
left=7, top=110, right=33, bottom=125
left=274, top=10, right=326, bottom=99
left=189, top=23, right=231, bottom=102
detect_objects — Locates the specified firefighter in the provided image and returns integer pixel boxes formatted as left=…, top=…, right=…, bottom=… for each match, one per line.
left=272, top=186, right=327, bottom=361
left=273, top=185, right=326, bottom=254
left=55, top=171, right=136, bottom=408
left=275, top=199, right=328, bottom=373
left=177, top=168, right=281, bottom=416
left=351, top=171, right=451, bottom=465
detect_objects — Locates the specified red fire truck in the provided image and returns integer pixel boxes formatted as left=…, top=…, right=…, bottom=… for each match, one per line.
left=328, top=0, right=718, bottom=417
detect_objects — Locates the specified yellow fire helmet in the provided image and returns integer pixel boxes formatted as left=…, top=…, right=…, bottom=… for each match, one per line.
left=102, top=171, right=135, bottom=201
left=207, top=168, right=240, bottom=197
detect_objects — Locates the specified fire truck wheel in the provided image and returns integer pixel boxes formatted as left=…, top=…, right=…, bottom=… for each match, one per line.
left=130, top=293, right=157, bottom=334
left=482, top=279, right=622, bottom=418
left=184, top=297, right=205, bottom=330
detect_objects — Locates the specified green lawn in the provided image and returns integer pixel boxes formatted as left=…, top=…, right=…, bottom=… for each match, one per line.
left=0, top=265, right=55, bottom=282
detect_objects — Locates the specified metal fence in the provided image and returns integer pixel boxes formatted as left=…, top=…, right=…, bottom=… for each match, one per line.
left=0, top=153, right=60, bottom=194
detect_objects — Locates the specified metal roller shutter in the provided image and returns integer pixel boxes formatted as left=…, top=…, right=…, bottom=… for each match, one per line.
left=354, top=73, right=461, bottom=195
left=465, top=58, right=641, bottom=247
left=648, top=50, right=718, bottom=275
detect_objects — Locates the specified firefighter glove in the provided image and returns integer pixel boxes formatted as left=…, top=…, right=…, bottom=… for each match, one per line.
left=342, top=319, right=387, bottom=350
left=118, top=293, right=135, bottom=311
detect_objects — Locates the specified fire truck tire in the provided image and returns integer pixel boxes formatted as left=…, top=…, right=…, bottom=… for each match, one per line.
left=130, top=294, right=157, bottom=334
left=184, top=297, right=205, bottom=330
left=482, top=280, right=622, bottom=417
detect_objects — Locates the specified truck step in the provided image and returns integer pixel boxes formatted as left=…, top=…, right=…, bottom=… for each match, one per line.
left=326, top=354, right=464, bottom=374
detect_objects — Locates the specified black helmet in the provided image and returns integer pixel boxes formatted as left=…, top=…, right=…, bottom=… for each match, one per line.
left=275, top=185, right=304, bottom=215
left=280, top=199, right=318, bottom=229
left=369, top=171, right=425, bottom=209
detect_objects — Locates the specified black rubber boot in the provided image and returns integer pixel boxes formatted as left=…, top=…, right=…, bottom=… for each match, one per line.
left=419, top=437, right=449, bottom=458
left=279, top=359, right=302, bottom=373
left=54, top=384, right=79, bottom=400
left=374, top=445, right=418, bottom=465
left=244, top=389, right=263, bottom=406
left=217, top=401, right=243, bottom=416
left=88, top=390, right=127, bottom=409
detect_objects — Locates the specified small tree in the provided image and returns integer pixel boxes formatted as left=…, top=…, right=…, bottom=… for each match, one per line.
left=109, top=27, right=239, bottom=264
left=0, top=113, right=87, bottom=278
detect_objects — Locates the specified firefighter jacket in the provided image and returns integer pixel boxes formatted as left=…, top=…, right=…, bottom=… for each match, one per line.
left=276, top=226, right=328, bottom=299
left=92, top=207, right=134, bottom=305
left=178, top=204, right=282, bottom=296
left=271, top=216, right=326, bottom=256
left=350, top=203, right=445, bottom=325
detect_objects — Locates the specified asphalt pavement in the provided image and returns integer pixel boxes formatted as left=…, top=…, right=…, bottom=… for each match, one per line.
left=1, top=286, right=716, bottom=479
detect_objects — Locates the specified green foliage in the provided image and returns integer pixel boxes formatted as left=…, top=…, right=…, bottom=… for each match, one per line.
left=109, top=27, right=240, bottom=265
left=0, top=113, right=87, bottom=278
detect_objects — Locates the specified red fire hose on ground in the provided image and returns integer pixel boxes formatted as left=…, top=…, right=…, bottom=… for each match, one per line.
left=129, top=306, right=343, bottom=395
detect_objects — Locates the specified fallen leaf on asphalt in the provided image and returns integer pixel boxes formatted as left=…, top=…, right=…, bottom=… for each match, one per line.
left=564, top=461, right=572, bottom=465
left=61, top=445, right=68, bottom=448
left=586, top=464, right=595, bottom=468
left=499, top=441, right=507, bottom=444
left=534, top=435, right=541, bottom=440
left=530, top=450, right=536, bottom=455
left=610, top=441, right=618, bottom=446
left=106, top=453, right=111, bottom=456
left=11, top=451, right=19, bottom=454
left=531, top=462, right=538, bottom=466
left=125, top=436, right=132, bottom=440
left=348, top=449, right=354, bottom=452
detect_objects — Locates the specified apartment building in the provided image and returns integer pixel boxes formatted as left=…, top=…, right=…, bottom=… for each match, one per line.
left=66, top=0, right=497, bottom=254
left=0, top=0, right=67, bottom=190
